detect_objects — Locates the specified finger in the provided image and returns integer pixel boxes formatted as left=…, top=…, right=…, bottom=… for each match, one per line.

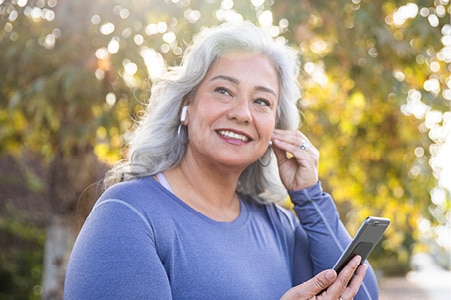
left=323, top=255, right=362, bottom=297
left=280, top=269, right=337, bottom=300
left=273, top=128, right=307, bottom=139
left=272, top=130, right=318, bottom=158
left=341, top=263, right=368, bottom=300
left=273, top=129, right=307, bottom=149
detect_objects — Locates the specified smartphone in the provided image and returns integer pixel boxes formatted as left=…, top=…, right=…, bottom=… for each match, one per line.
left=333, top=216, right=390, bottom=273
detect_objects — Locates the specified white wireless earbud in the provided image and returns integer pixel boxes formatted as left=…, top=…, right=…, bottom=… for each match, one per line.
left=180, top=106, right=188, bottom=122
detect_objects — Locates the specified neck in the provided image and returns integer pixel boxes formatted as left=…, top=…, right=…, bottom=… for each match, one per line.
left=165, top=155, right=243, bottom=222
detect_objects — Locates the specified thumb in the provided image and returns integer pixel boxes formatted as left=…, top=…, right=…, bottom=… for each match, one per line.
left=280, top=269, right=337, bottom=300
left=311, top=269, right=337, bottom=291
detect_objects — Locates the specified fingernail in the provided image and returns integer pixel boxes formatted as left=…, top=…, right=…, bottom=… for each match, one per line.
left=355, top=255, right=362, bottom=264
left=326, top=269, right=336, bottom=281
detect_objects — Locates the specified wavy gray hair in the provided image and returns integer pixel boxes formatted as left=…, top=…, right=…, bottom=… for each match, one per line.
left=104, top=21, right=301, bottom=204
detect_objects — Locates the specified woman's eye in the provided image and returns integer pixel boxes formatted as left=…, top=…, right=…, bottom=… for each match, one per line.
left=215, top=87, right=231, bottom=96
left=254, top=98, right=271, bottom=107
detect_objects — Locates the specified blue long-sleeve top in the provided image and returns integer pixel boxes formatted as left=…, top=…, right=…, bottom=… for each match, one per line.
left=64, top=176, right=379, bottom=299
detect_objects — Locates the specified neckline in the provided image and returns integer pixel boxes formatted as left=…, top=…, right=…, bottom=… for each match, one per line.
left=147, top=175, right=249, bottom=228
left=155, top=172, right=173, bottom=192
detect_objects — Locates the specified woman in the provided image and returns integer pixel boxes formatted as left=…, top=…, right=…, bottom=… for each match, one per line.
left=64, top=22, right=379, bottom=299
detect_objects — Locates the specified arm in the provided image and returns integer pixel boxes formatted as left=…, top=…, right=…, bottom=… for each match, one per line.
left=64, top=199, right=172, bottom=299
left=289, top=182, right=350, bottom=273
left=272, top=129, right=379, bottom=299
left=290, top=183, right=379, bottom=299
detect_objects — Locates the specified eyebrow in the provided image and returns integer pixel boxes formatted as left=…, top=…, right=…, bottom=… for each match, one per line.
left=211, top=75, right=277, bottom=97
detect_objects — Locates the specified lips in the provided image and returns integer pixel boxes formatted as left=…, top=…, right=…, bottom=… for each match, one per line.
left=217, top=130, right=251, bottom=142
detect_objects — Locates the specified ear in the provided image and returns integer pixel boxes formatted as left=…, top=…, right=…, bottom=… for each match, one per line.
left=180, top=106, right=188, bottom=123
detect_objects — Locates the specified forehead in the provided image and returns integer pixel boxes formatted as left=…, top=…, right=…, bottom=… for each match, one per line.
left=210, top=51, right=275, bottom=70
left=204, top=51, right=279, bottom=89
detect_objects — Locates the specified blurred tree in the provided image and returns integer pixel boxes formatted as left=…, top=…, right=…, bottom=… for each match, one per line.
left=272, top=0, right=450, bottom=273
left=0, top=0, right=139, bottom=298
left=0, top=0, right=450, bottom=298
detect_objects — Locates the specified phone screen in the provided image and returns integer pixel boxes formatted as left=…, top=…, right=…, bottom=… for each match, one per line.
left=333, top=216, right=390, bottom=273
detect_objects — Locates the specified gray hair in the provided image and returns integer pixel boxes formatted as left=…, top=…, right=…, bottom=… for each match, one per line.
left=104, top=22, right=301, bottom=204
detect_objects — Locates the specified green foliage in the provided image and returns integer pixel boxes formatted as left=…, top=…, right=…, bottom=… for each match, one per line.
left=0, top=201, right=45, bottom=300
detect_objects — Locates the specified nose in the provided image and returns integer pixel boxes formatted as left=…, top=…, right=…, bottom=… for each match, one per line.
left=227, top=97, right=252, bottom=124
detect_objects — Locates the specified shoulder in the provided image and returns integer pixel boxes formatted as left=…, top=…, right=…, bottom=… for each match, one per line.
left=270, top=203, right=299, bottom=232
left=100, top=176, right=157, bottom=199
left=90, top=176, right=177, bottom=227
left=90, top=176, right=183, bottom=239
left=97, top=176, right=167, bottom=207
left=273, top=204, right=298, bottom=231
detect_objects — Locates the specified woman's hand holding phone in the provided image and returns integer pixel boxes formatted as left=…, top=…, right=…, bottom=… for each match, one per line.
left=280, top=255, right=368, bottom=300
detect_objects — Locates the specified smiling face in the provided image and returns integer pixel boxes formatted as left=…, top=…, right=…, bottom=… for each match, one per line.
left=183, top=51, right=279, bottom=171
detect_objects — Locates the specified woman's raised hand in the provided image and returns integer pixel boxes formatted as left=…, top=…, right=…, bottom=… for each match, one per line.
left=272, top=129, right=320, bottom=191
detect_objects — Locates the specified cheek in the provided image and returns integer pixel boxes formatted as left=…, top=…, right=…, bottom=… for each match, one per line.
left=186, top=107, right=219, bottom=139
left=256, top=115, right=277, bottom=139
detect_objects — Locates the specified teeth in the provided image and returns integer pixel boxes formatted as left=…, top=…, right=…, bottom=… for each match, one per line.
left=218, top=130, right=249, bottom=142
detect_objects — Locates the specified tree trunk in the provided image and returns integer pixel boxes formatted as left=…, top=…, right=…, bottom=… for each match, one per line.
left=41, top=151, right=106, bottom=299
left=41, top=215, right=77, bottom=300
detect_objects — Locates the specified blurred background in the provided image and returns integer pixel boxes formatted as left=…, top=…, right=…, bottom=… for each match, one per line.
left=0, top=0, right=450, bottom=299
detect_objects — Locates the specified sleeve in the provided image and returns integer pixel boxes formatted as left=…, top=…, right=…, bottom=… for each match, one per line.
left=289, top=182, right=379, bottom=300
left=64, top=199, right=172, bottom=300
